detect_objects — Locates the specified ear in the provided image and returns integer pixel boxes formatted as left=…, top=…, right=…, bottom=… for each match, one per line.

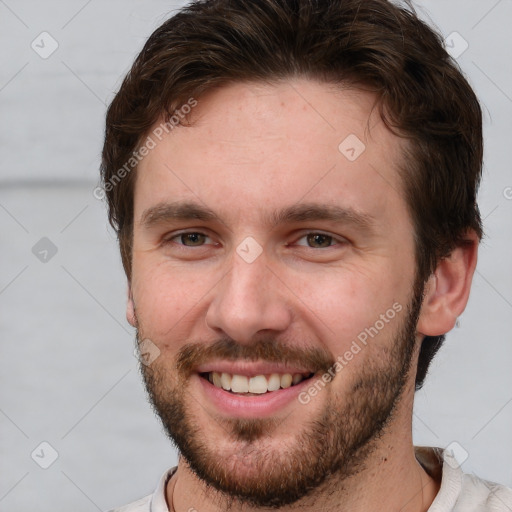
left=126, top=282, right=138, bottom=327
left=417, top=231, right=479, bottom=336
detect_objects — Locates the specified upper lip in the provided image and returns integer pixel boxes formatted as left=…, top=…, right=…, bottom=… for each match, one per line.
left=195, top=360, right=314, bottom=377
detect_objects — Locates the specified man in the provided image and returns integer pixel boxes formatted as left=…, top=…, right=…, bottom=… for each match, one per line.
left=101, top=0, right=512, bottom=510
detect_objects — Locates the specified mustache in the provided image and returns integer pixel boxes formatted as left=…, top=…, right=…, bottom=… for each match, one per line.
left=173, top=336, right=336, bottom=377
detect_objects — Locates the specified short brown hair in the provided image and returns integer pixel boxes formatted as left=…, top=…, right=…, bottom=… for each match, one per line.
left=101, top=0, right=483, bottom=389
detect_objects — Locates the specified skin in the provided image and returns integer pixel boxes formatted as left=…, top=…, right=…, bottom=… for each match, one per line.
left=127, top=79, right=478, bottom=511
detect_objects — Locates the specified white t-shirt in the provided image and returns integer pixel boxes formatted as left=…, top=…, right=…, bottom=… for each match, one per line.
left=109, top=447, right=512, bottom=512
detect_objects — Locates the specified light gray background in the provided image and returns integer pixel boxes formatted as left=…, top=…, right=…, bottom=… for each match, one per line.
left=0, top=1, right=511, bottom=511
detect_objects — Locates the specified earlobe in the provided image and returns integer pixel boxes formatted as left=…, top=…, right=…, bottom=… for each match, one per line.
left=417, top=232, right=479, bottom=337
left=126, top=283, right=138, bottom=327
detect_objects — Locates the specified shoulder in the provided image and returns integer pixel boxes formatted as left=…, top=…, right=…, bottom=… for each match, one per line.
left=455, top=473, right=512, bottom=511
left=107, top=494, right=152, bottom=512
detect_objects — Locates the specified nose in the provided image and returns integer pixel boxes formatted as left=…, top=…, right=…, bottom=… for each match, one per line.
left=205, top=250, right=292, bottom=344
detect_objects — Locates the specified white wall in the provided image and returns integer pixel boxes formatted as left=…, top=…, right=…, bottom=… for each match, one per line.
left=0, top=1, right=511, bottom=510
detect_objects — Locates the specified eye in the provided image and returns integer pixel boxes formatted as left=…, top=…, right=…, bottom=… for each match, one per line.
left=167, top=232, right=213, bottom=247
left=294, top=232, right=344, bottom=249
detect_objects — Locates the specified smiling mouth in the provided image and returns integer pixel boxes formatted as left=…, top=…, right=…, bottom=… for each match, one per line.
left=199, top=371, right=315, bottom=395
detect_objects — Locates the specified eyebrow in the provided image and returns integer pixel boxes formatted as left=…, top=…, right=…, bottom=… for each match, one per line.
left=266, top=203, right=375, bottom=232
left=140, top=200, right=376, bottom=233
left=141, top=201, right=219, bottom=228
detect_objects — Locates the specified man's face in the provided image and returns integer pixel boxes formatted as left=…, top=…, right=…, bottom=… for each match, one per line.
left=129, top=80, right=423, bottom=507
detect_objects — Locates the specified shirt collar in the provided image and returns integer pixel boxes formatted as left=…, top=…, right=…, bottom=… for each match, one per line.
left=150, top=466, right=178, bottom=512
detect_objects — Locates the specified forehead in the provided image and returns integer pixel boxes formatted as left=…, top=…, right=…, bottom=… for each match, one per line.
left=133, top=79, right=409, bottom=229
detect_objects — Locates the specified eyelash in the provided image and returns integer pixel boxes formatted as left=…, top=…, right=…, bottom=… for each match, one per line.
left=163, top=231, right=347, bottom=250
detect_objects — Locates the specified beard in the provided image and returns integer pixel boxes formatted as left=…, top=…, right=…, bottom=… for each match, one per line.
left=138, top=281, right=424, bottom=509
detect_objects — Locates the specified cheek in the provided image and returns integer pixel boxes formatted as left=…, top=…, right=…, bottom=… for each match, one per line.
left=290, top=264, right=410, bottom=355
left=131, top=259, right=216, bottom=339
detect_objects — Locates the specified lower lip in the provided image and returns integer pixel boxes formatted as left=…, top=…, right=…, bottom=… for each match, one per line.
left=197, top=374, right=316, bottom=419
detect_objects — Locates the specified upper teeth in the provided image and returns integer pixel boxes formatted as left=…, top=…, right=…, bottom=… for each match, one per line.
left=207, top=372, right=310, bottom=394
